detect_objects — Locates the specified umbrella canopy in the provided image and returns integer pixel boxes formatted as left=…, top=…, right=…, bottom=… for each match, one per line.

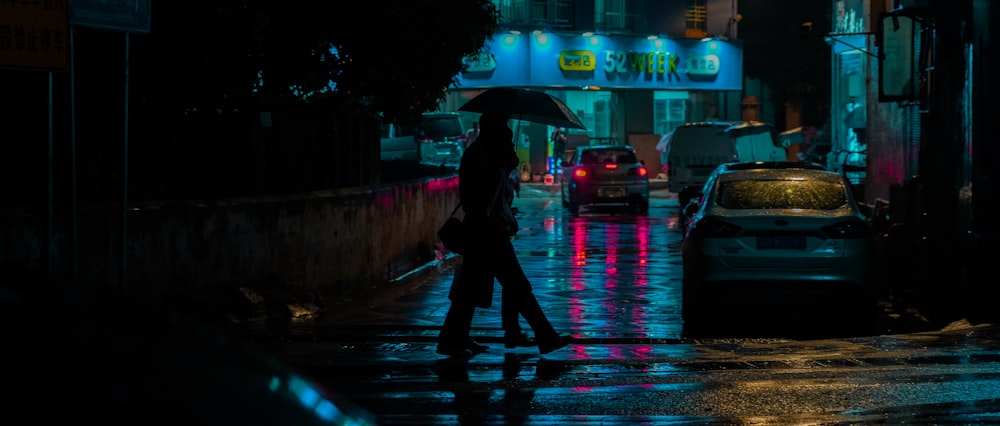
left=458, top=87, right=587, bottom=130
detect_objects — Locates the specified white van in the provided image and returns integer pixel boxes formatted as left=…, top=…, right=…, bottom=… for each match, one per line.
left=379, top=113, right=466, bottom=165
left=665, top=121, right=787, bottom=194
left=380, top=122, right=419, bottom=161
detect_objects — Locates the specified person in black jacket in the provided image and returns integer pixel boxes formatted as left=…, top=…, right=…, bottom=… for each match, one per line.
left=436, top=112, right=571, bottom=358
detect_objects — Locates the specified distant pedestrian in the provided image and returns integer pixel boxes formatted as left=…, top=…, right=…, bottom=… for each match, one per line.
left=436, top=112, right=571, bottom=358
left=465, top=121, right=480, bottom=147
left=550, top=127, right=568, bottom=165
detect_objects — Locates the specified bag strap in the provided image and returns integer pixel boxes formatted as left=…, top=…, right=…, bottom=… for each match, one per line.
left=450, top=203, right=462, bottom=216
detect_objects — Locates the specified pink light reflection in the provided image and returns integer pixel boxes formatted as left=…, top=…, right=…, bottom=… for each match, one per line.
left=568, top=219, right=588, bottom=337
left=374, top=176, right=460, bottom=212
left=604, top=223, right=619, bottom=281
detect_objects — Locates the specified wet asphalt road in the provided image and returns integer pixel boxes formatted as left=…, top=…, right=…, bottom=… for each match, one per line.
left=231, top=182, right=1000, bottom=424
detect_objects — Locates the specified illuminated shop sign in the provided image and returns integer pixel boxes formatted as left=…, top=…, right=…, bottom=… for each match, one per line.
left=560, top=50, right=719, bottom=80
left=685, top=55, right=719, bottom=76
left=559, top=50, right=596, bottom=71
left=603, top=50, right=680, bottom=77
left=463, top=53, right=497, bottom=73
left=453, top=34, right=742, bottom=91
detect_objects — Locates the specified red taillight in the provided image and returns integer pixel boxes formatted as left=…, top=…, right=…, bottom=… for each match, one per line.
left=627, top=167, right=648, bottom=177
left=574, top=168, right=589, bottom=178
left=604, top=163, right=619, bottom=170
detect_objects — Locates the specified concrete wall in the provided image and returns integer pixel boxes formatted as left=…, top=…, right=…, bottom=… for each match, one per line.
left=1, top=174, right=460, bottom=307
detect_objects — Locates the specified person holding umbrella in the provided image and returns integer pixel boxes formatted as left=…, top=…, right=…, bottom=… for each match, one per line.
left=436, top=111, right=571, bottom=358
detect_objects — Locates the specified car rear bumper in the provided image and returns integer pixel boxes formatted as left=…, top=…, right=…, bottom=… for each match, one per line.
left=572, top=182, right=649, bottom=205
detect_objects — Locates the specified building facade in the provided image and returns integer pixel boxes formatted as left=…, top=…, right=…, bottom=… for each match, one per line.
left=440, top=0, right=755, bottom=178
left=841, top=0, right=999, bottom=321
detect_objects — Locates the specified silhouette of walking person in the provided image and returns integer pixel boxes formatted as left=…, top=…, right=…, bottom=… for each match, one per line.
left=465, top=120, right=480, bottom=147
left=436, top=112, right=571, bottom=358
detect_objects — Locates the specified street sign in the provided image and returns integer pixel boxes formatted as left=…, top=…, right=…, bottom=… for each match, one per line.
left=70, top=0, right=150, bottom=34
left=0, top=1, right=69, bottom=71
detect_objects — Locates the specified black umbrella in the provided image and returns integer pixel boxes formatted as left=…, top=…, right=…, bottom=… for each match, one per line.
left=458, top=87, right=587, bottom=130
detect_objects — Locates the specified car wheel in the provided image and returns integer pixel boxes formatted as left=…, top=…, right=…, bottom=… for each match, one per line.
left=681, top=300, right=707, bottom=333
left=635, top=200, right=649, bottom=214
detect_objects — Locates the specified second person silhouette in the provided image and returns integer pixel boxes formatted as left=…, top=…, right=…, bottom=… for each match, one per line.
left=437, top=112, right=571, bottom=358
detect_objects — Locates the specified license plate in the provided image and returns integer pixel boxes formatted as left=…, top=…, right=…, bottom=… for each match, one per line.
left=756, top=236, right=806, bottom=250
left=598, top=188, right=625, bottom=198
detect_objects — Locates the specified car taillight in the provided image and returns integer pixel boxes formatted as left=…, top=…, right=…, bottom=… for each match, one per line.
left=604, top=163, right=619, bottom=170
left=691, top=217, right=741, bottom=238
left=574, top=168, right=589, bottom=178
left=629, top=167, right=648, bottom=177
left=822, top=219, right=870, bottom=238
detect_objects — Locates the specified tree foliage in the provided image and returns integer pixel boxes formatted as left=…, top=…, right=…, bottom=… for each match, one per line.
left=132, top=1, right=501, bottom=123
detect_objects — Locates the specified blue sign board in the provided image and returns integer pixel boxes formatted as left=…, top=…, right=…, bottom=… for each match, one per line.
left=455, top=33, right=742, bottom=91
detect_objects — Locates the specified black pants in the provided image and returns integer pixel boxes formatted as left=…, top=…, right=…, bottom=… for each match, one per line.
left=439, top=234, right=558, bottom=346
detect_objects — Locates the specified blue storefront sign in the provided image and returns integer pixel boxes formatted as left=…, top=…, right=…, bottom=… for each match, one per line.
left=455, top=33, right=742, bottom=91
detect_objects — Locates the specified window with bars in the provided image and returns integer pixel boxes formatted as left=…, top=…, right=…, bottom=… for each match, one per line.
left=496, top=0, right=572, bottom=28
left=684, top=0, right=707, bottom=38
left=595, top=0, right=644, bottom=33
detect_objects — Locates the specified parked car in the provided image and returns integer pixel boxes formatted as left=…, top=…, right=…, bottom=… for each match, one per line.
left=680, top=165, right=877, bottom=328
left=679, top=161, right=827, bottom=233
left=380, top=122, right=419, bottom=161
left=560, top=145, right=649, bottom=215
left=417, top=112, right=467, bottom=166
left=665, top=121, right=787, bottom=199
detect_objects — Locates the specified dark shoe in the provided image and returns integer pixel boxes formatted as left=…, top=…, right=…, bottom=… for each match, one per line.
left=504, top=332, right=538, bottom=348
left=537, top=333, right=572, bottom=355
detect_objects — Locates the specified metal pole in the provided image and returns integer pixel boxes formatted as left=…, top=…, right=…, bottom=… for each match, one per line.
left=48, top=71, right=54, bottom=274
left=120, top=32, right=130, bottom=290
left=70, top=25, right=78, bottom=277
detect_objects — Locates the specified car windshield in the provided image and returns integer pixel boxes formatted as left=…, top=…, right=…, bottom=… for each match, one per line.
left=581, top=149, right=636, bottom=164
left=716, top=179, right=848, bottom=210
left=422, top=118, right=463, bottom=138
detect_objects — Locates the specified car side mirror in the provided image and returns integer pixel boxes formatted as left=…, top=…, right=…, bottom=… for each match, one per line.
left=683, top=200, right=701, bottom=217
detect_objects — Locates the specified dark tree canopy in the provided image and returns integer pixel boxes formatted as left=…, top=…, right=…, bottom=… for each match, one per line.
left=131, top=1, right=501, bottom=123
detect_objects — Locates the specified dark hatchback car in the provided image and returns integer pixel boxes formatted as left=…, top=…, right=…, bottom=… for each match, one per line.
left=560, top=145, right=649, bottom=215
